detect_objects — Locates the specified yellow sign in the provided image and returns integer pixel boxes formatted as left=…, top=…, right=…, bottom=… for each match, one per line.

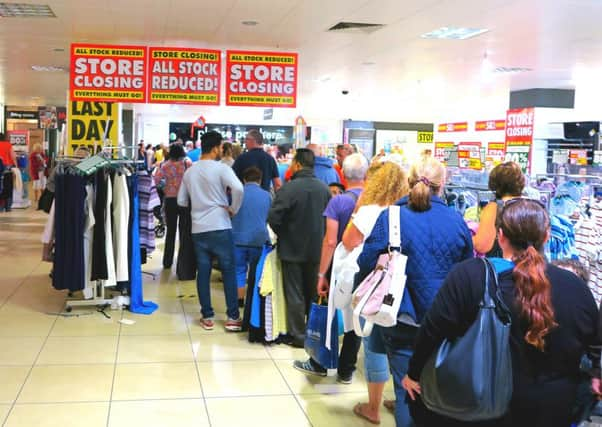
left=417, top=131, right=434, bottom=143
left=67, top=101, right=119, bottom=155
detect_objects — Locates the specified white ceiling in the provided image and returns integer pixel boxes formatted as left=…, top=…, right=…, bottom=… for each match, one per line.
left=1, top=0, right=602, bottom=121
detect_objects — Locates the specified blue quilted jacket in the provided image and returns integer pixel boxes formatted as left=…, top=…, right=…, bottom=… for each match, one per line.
left=357, top=196, right=473, bottom=324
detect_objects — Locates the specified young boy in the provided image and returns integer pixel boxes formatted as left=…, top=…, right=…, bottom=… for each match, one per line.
left=231, top=167, right=272, bottom=307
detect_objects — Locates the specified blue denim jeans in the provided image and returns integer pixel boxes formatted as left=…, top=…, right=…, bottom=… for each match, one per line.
left=191, top=229, right=239, bottom=320
left=234, top=245, right=263, bottom=289
left=382, top=323, right=418, bottom=427
left=363, top=324, right=390, bottom=383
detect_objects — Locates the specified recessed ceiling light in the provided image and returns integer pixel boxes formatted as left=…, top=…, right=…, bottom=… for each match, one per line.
left=52, top=48, right=65, bottom=52
left=0, top=2, right=56, bottom=17
left=361, top=61, right=376, bottom=66
left=494, top=66, right=532, bottom=73
left=421, top=27, right=489, bottom=40
left=31, top=65, right=65, bottom=72
left=241, top=20, right=258, bottom=26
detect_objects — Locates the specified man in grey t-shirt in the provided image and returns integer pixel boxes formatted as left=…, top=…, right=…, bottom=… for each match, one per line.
left=178, top=131, right=244, bottom=332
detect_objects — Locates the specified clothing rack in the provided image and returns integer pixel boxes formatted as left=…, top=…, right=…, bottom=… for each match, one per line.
left=61, top=155, right=139, bottom=312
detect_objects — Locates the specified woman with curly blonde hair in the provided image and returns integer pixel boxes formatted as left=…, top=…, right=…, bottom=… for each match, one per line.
left=342, top=161, right=409, bottom=425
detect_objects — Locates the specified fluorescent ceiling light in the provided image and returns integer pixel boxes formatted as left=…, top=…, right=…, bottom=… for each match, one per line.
left=241, top=20, right=258, bottom=26
left=421, top=27, right=489, bottom=40
left=494, top=66, right=532, bottom=73
left=0, top=2, right=56, bottom=17
left=31, top=65, right=64, bottom=72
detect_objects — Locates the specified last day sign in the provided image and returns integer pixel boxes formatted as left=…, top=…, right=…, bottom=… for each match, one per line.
left=67, top=101, right=119, bottom=155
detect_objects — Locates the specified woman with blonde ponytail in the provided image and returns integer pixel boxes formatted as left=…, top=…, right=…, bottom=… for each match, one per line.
left=404, top=199, right=600, bottom=427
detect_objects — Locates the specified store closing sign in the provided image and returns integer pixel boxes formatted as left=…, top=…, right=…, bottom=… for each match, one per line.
left=148, top=47, right=221, bottom=105
left=487, top=142, right=506, bottom=166
left=67, top=101, right=118, bottom=155
left=226, top=50, right=298, bottom=107
left=505, top=108, right=535, bottom=173
left=458, top=142, right=482, bottom=170
left=70, top=44, right=148, bottom=103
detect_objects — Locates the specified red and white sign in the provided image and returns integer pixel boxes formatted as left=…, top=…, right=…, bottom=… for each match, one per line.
left=458, top=141, right=482, bottom=170
left=504, top=108, right=535, bottom=173
left=434, top=141, right=454, bottom=162
left=486, top=142, right=506, bottom=166
left=437, top=122, right=468, bottom=132
left=70, top=43, right=148, bottom=103
left=148, top=47, right=221, bottom=105
left=570, top=149, right=588, bottom=165
left=475, top=120, right=505, bottom=131
left=225, top=50, right=298, bottom=107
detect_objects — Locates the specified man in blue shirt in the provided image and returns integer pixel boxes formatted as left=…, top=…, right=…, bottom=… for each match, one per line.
left=232, top=129, right=281, bottom=192
left=187, top=141, right=201, bottom=162
left=307, top=143, right=340, bottom=186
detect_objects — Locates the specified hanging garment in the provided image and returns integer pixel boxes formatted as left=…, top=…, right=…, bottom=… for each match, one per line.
left=82, top=184, right=96, bottom=299
left=52, top=172, right=86, bottom=292
left=128, top=172, right=158, bottom=315
left=112, top=172, right=130, bottom=282
left=257, top=246, right=288, bottom=340
left=103, top=176, right=117, bottom=287
left=176, top=205, right=197, bottom=281
left=91, top=169, right=108, bottom=280
left=576, top=201, right=602, bottom=304
left=137, top=172, right=160, bottom=258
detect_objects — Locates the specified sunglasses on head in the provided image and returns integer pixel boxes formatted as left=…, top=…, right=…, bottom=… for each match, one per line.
left=502, top=197, right=546, bottom=210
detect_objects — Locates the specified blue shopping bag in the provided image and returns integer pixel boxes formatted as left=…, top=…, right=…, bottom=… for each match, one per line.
left=304, top=298, right=339, bottom=369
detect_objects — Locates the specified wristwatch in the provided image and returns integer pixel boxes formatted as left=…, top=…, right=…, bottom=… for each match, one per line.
left=317, top=273, right=325, bottom=278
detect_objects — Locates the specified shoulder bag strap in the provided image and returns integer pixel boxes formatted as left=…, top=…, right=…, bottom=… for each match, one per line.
left=388, top=205, right=401, bottom=251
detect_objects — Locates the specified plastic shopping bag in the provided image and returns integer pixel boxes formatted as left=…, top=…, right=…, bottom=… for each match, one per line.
left=304, top=298, right=339, bottom=369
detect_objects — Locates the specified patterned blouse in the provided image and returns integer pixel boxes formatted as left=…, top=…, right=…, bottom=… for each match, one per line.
left=154, top=158, right=191, bottom=198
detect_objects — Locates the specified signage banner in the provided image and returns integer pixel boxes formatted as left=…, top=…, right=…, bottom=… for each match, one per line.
left=434, top=141, right=454, bottom=162
left=7, top=110, right=39, bottom=120
left=67, top=101, right=119, bottom=155
left=458, top=142, right=482, bottom=170
left=569, top=149, right=588, bottom=165
left=486, top=142, right=506, bottom=166
left=475, top=120, right=505, bottom=131
left=70, top=43, right=148, bottom=103
left=552, top=149, right=569, bottom=165
left=594, top=150, right=602, bottom=167
left=504, top=108, right=535, bottom=173
left=225, top=50, right=298, bottom=107
left=437, top=122, right=468, bottom=133
left=417, top=131, right=434, bottom=143
left=148, top=47, right=221, bottom=105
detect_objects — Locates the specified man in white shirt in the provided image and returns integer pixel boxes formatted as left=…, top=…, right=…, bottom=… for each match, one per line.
left=178, top=131, right=244, bottom=331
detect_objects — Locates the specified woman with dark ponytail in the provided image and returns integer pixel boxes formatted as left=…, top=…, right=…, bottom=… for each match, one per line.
left=403, top=199, right=600, bottom=427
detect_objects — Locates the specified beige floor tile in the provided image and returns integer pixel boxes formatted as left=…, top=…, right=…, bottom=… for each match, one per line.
left=0, top=312, right=56, bottom=337
left=198, top=360, right=290, bottom=398
left=117, top=335, right=194, bottom=363
left=0, top=337, right=45, bottom=365
left=36, top=336, right=118, bottom=365
left=191, top=333, right=271, bottom=361
left=112, top=362, right=201, bottom=400
left=274, top=360, right=369, bottom=395
left=0, top=366, right=30, bottom=403
left=50, top=312, right=121, bottom=336
left=18, top=364, right=113, bottom=403
left=0, top=405, right=10, bottom=424
left=5, top=402, right=109, bottom=427
left=265, top=343, right=309, bottom=360
left=206, top=395, right=310, bottom=427
left=297, top=392, right=396, bottom=427
left=108, top=399, right=209, bottom=427
left=120, top=312, right=189, bottom=335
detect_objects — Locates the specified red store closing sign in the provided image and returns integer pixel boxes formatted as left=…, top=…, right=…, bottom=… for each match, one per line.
left=504, top=108, right=535, bottom=173
left=70, top=43, right=148, bottom=103
left=148, top=47, right=221, bottom=105
left=225, top=50, right=298, bottom=108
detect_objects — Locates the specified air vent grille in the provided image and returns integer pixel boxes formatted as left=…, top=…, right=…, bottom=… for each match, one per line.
left=327, top=22, right=384, bottom=34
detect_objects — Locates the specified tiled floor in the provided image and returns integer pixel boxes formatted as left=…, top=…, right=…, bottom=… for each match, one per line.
left=0, top=208, right=395, bottom=426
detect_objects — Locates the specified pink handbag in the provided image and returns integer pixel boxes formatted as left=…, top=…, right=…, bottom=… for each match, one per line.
left=352, top=205, right=407, bottom=337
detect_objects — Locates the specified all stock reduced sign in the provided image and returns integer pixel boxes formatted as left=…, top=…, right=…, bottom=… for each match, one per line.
left=148, top=47, right=221, bottom=105
left=225, top=50, right=298, bottom=108
left=70, top=44, right=148, bottom=103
